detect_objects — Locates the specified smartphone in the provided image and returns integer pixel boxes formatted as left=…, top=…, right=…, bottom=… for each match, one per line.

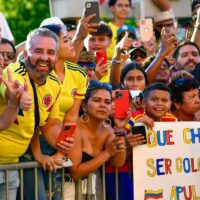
left=96, top=51, right=107, bottom=66
left=85, top=1, right=100, bottom=24
left=176, top=27, right=186, bottom=41
left=56, top=123, right=76, bottom=145
left=56, top=157, right=73, bottom=167
left=139, top=18, right=153, bottom=42
left=165, top=27, right=176, bottom=37
left=114, top=90, right=129, bottom=119
left=132, top=124, right=147, bottom=141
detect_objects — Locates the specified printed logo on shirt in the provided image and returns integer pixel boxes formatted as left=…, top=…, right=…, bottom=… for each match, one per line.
left=71, top=88, right=77, bottom=98
left=42, top=94, right=52, bottom=107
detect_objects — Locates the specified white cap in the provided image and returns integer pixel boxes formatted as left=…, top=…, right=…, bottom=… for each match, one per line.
left=40, top=16, right=64, bottom=27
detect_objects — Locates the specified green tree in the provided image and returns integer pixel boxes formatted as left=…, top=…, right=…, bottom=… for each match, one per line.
left=0, top=0, right=50, bottom=44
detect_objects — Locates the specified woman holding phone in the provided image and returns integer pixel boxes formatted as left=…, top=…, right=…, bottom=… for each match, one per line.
left=67, top=81, right=126, bottom=199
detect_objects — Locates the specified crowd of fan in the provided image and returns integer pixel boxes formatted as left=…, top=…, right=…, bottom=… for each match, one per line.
left=0, top=0, right=200, bottom=200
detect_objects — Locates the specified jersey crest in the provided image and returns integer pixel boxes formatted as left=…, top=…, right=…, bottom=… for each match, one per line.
left=42, top=94, right=52, bottom=107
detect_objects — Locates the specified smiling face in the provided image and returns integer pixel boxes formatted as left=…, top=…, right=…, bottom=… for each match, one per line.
left=176, top=44, right=200, bottom=73
left=144, top=89, right=172, bottom=121
left=83, top=89, right=112, bottom=120
left=110, top=0, right=131, bottom=20
left=24, top=35, right=57, bottom=85
left=155, top=60, right=171, bottom=83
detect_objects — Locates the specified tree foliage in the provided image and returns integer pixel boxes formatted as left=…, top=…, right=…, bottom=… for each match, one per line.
left=0, top=0, right=50, bottom=44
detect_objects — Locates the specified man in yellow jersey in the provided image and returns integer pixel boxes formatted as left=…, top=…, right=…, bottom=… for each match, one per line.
left=107, top=0, right=131, bottom=60
left=0, top=28, right=73, bottom=200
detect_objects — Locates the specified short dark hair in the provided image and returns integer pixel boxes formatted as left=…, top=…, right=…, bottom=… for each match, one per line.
left=173, top=41, right=200, bottom=60
left=90, top=22, right=113, bottom=39
left=120, top=62, right=148, bottom=86
left=169, top=78, right=199, bottom=108
left=192, top=0, right=200, bottom=12
left=108, top=0, right=131, bottom=7
left=143, top=82, right=172, bottom=99
left=1, top=37, right=16, bottom=54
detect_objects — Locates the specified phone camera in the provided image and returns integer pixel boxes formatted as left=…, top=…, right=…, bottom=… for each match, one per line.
left=165, top=29, right=170, bottom=34
left=64, top=126, right=71, bottom=130
left=86, top=3, right=91, bottom=9
left=116, top=91, right=123, bottom=98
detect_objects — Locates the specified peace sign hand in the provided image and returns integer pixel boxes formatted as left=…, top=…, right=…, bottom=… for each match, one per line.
left=0, top=69, right=23, bottom=107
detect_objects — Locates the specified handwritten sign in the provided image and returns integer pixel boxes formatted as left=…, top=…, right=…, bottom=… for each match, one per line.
left=133, top=122, right=200, bottom=200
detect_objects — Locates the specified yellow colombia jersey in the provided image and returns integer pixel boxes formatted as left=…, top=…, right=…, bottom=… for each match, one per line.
left=106, top=22, right=118, bottom=60
left=52, top=61, right=87, bottom=123
left=0, top=62, right=61, bottom=163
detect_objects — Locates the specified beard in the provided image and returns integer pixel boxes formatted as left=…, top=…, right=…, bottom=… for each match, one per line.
left=25, top=56, right=55, bottom=84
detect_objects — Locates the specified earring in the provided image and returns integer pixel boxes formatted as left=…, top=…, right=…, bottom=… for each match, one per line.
left=81, top=112, right=90, bottom=123
left=103, top=118, right=111, bottom=127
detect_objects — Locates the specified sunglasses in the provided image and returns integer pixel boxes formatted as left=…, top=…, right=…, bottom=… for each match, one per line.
left=78, top=61, right=95, bottom=68
left=130, top=53, right=147, bottom=60
left=0, top=52, right=15, bottom=60
left=88, top=80, right=112, bottom=91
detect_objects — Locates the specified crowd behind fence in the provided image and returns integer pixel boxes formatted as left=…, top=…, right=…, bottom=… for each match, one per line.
left=0, top=160, right=133, bottom=200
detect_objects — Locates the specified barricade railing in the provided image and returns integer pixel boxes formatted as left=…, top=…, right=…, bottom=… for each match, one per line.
left=0, top=159, right=133, bottom=200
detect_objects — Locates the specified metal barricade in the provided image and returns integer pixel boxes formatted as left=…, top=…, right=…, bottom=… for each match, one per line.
left=0, top=160, right=134, bottom=200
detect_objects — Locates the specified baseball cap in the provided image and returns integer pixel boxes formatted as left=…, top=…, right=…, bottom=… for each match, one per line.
left=154, top=10, right=175, bottom=25
left=129, top=46, right=147, bottom=60
left=117, top=25, right=136, bottom=38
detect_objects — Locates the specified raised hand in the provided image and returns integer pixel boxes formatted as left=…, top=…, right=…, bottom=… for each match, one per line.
left=19, top=82, right=33, bottom=111
left=95, top=57, right=108, bottom=80
left=117, top=31, right=133, bottom=52
left=75, top=11, right=99, bottom=41
left=113, top=31, right=133, bottom=61
left=0, top=69, right=22, bottom=107
left=160, top=27, right=177, bottom=56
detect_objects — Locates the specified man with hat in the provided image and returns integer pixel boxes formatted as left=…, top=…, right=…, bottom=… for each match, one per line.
left=154, top=9, right=176, bottom=41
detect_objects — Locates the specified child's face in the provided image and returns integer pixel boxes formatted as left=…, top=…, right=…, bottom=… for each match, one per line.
left=144, top=90, right=171, bottom=121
